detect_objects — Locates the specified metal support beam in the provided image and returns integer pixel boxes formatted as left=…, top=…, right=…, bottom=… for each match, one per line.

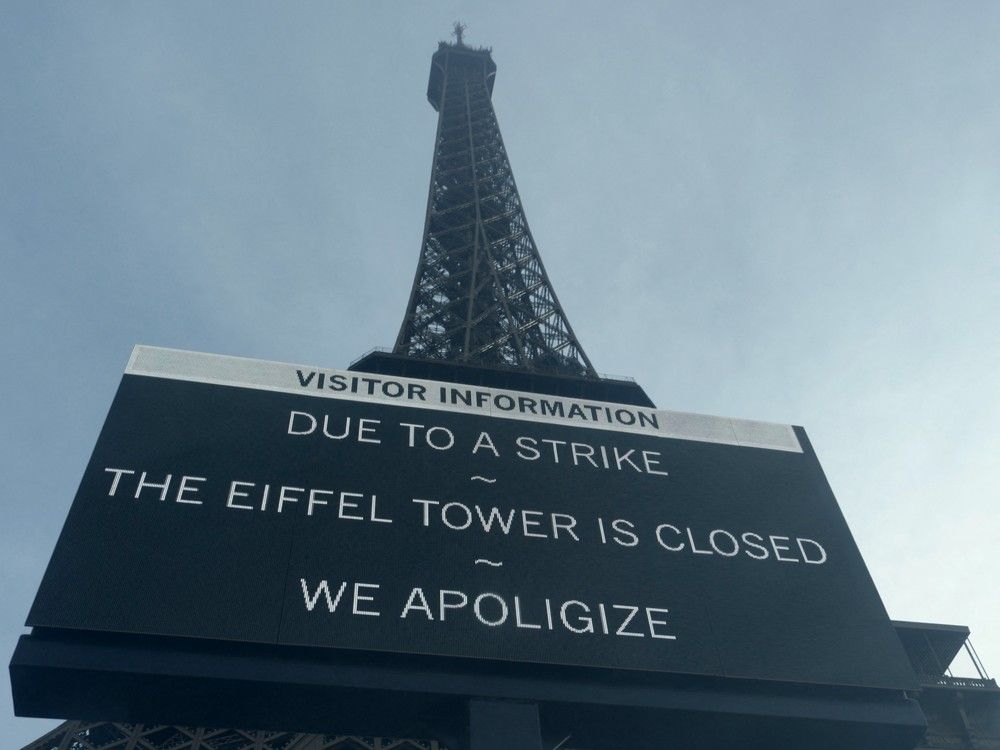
left=468, top=700, right=542, bottom=750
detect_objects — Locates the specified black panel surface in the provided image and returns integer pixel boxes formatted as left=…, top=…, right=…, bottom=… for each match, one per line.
left=27, top=374, right=915, bottom=689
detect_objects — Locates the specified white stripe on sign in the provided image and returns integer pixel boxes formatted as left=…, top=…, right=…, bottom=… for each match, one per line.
left=125, top=345, right=802, bottom=453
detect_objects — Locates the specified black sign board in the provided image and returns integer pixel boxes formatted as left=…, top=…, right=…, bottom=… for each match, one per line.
left=26, top=346, right=915, bottom=689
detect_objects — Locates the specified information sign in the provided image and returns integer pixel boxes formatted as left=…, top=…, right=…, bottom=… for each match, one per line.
left=26, top=346, right=915, bottom=689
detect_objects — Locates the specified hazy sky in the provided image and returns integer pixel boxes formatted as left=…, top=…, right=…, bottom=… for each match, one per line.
left=2, top=2, right=998, bottom=746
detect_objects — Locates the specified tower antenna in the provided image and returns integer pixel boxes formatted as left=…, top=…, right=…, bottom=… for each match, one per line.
left=452, top=21, right=467, bottom=46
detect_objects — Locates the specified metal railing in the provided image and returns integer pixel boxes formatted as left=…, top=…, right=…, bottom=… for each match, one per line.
left=921, top=674, right=999, bottom=691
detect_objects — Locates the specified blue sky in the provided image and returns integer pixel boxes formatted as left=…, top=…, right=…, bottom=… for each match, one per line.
left=2, top=2, right=998, bottom=746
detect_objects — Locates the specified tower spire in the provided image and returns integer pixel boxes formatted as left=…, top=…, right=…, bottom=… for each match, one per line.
left=452, top=21, right=467, bottom=47
left=394, top=40, right=597, bottom=377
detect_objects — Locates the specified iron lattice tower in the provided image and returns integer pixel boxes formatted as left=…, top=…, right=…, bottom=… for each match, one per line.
left=393, top=34, right=596, bottom=378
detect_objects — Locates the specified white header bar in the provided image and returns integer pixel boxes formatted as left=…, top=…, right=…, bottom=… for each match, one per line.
left=126, top=345, right=802, bottom=453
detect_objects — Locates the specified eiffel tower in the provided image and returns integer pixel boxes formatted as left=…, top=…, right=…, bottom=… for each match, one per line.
left=16, top=25, right=1000, bottom=750
left=18, top=25, right=603, bottom=750
left=392, top=24, right=594, bottom=378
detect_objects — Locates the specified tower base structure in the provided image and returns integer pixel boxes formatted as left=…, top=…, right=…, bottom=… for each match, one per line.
left=349, top=349, right=654, bottom=407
